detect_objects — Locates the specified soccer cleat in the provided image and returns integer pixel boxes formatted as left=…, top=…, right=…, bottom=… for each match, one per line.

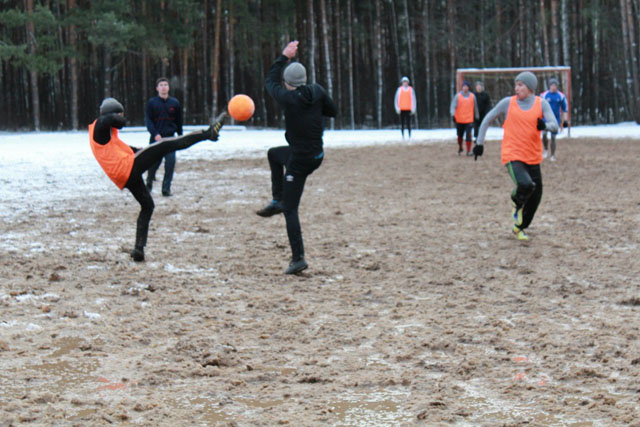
left=256, top=200, right=283, bottom=217
left=512, top=225, right=529, bottom=241
left=162, top=190, right=172, bottom=197
left=550, top=155, right=556, bottom=162
left=285, top=258, right=308, bottom=275
left=466, top=151, right=473, bottom=156
left=131, top=247, right=145, bottom=262
left=512, top=202, right=524, bottom=227
left=543, top=149, right=548, bottom=159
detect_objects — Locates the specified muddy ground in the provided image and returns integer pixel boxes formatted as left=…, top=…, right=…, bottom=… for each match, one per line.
left=1, top=137, right=639, bottom=426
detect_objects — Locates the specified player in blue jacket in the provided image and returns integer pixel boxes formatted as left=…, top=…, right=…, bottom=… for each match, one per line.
left=540, top=78, right=568, bottom=162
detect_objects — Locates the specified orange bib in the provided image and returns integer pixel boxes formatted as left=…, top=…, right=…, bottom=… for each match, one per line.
left=398, top=86, right=414, bottom=111
left=89, top=120, right=134, bottom=189
left=454, top=92, right=475, bottom=124
left=501, top=96, right=543, bottom=165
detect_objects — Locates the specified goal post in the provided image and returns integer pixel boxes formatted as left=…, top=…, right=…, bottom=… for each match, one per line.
left=456, top=66, right=572, bottom=137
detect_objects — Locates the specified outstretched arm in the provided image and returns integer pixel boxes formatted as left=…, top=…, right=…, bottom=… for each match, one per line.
left=476, top=97, right=510, bottom=146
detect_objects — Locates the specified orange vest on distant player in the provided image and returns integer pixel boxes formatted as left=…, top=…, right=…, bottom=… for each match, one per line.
left=88, top=120, right=134, bottom=189
left=501, top=96, right=543, bottom=166
left=454, top=92, right=475, bottom=124
left=398, top=86, right=414, bottom=111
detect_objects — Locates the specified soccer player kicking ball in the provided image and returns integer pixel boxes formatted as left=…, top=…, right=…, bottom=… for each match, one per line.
left=89, top=98, right=222, bottom=261
left=257, top=40, right=337, bottom=274
left=473, top=72, right=558, bottom=241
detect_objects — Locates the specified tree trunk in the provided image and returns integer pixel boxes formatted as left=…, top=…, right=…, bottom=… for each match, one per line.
left=307, top=0, right=316, bottom=83
left=540, top=0, right=550, bottom=65
left=389, top=1, right=401, bottom=79
left=333, top=0, right=342, bottom=128
left=319, top=0, right=334, bottom=129
left=550, top=0, right=560, bottom=65
left=211, top=0, right=222, bottom=117
left=68, top=0, right=78, bottom=129
left=375, top=0, right=383, bottom=128
left=561, top=0, right=569, bottom=64
left=24, top=0, right=40, bottom=130
left=346, top=0, right=355, bottom=129
left=402, top=0, right=417, bottom=126
left=422, top=0, right=431, bottom=126
left=623, top=0, right=640, bottom=122
left=620, top=0, right=634, bottom=115
left=447, top=0, right=455, bottom=95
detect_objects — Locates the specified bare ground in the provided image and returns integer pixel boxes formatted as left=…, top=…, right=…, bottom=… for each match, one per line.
left=1, top=137, right=639, bottom=426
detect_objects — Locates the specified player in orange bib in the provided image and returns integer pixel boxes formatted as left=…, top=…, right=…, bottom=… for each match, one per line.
left=450, top=81, right=479, bottom=156
left=473, top=72, right=558, bottom=241
left=89, top=98, right=222, bottom=261
left=394, top=76, right=417, bottom=140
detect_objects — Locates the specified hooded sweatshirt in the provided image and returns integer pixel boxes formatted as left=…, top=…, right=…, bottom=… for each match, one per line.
left=265, top=55, right=337, bottom=157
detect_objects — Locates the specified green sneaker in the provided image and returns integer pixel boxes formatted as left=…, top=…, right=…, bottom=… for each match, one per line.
left=512, top=225, right=529, bottom=241
left=512, top=202, right=524, bottom=227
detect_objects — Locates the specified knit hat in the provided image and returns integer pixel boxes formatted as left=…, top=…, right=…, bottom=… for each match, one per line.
left=401, top=76, right=410, bottom=83
left=99, top=97, right=124, bottom=115
left=474, top=81, right=484, bottom=89
left=283, top=62, right=307, bottom=87
left=549, top=78, right=559, bottom=87
left=462, top=80, right=471, bottom=89
left=515, top=72, right=538, bottom=92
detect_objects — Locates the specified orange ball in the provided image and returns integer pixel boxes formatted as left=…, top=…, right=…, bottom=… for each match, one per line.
left=228, top=94, right=255, bottom=122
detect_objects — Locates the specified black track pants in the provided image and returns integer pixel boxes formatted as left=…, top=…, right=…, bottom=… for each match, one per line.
left=400, top=111, right=412, bottom=137
left=267, top=146, right=323, bottom=261
left=124, top=131, right=209, bottom=249
left=506, top=161, right=543, bottom=230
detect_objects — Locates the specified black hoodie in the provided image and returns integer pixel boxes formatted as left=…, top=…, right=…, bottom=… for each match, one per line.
left=265, top=55, right=337, bottom=157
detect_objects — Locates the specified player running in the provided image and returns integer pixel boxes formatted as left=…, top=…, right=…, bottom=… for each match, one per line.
left=450, top=81, right=479, bottom=156
left=540, top=78, right=568, bottom=161
left=89, top=97, right=222, bottom=262
left=473, top=72, right=558, bottom=241
left=256, top=40, right=337, bottom=274
left=394, top=76, right=417, bottom=140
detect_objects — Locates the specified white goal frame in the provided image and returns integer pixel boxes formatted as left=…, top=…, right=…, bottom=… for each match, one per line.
left=456, top=66, right=572, bottom=137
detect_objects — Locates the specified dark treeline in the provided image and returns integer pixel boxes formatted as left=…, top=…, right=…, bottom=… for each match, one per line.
left=1, top=0, right=639, bottom=130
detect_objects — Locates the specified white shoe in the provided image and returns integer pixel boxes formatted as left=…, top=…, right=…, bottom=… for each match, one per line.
left=543, top=150, right=548, bottom=159
left=550, top=155, right=556, bottom=162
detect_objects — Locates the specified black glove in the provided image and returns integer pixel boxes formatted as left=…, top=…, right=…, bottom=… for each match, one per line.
left=563, top=121, right=569, bottom=128
left=536, top=118, right=546, bottom=131
left=452, top=117, right=456, bottom=125
left=473, top=144, right=483, bottom=160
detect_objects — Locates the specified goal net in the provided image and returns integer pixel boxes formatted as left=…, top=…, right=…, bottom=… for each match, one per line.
left=456, top=66, right=572, bottom=136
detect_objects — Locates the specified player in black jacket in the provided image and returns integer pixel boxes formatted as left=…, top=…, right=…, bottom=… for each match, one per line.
left=258, top=40, right=337, bottom=275
left=474, top=81, right=492, bottom=141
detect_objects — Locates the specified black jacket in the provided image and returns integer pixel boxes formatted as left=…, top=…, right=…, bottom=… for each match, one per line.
left=145, top=96, right=183, bottom=141
left=475, top=91, right=492, bottom=118
left=265, top=55, right=337, bottom=157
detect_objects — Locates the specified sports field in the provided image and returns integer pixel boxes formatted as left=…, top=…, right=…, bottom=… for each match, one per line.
left=1, top=135, right=639, bottom=425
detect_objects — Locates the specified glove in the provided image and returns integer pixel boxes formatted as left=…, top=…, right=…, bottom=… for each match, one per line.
left=536, top=118, right=546, bottom=131
left=473, top=144, right=483, bottom=160
left=563, top=121, right=569, bottom=128
left=452, top=117, right=457, bottom=125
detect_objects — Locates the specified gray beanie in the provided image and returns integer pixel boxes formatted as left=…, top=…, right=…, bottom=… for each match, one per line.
left=474, top=80, right=484, bottom=88
left=515, top=72, right=538, bottom=92
left=401, top=76, right=410, bottom=83
left=100, top=97, right=124, bottom=115
left=283, top=62, right=307, bottom=87
left=549, top=78, right=559, bottom=87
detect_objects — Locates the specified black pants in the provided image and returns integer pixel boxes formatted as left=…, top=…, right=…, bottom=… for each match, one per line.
left=400, top=111, right=411, bottom=137
left=268, top=146, right=323, bottom=261
left=474, top=113, right=487, bottom=139
left=456, top=122, right=473, bottom=141
left=146, top=134, right=176, bottom=193
left=124, top=131, right=208, bottom=250
left=506, top=161, right=543, bottom=230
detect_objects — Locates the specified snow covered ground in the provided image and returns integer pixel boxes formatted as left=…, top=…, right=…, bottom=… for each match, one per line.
left=0, top=122, right=637, bottom=222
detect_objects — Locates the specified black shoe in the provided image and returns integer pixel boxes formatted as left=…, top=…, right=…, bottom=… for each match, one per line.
left=285, top=258, right=308, bottom=275
left=131, top=247, right=145, bottom=262
left=162, top=190, right=172, bottom=197
left=256, top=201, right=283, bottom=217
left=204, top=114, right=225, bottom=141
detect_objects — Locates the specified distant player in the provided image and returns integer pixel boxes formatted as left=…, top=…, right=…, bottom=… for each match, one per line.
left=474, top=72, right=558, bottom=241
left=89, top=98, right=222, bottom=261
left=257, top=40, right=337, bottom=274
left=394, top=76, right=417, bottom=140
left=540, top=78, right=568, bottom=161
left=145, top=77, right=183, bottom=196
left=450, top=81, right=479, bottom=156
left=473, top=81, right=491, bottom=142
